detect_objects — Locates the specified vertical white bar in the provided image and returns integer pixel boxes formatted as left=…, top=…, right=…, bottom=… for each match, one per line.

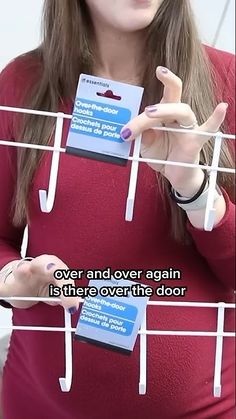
left=21, top=225, right=29, bottom=257
left=213, top=303, right=225, bottom=397
left=139, top=309, right=147, bottom=395
left=204, top=132, right=223, bottom=231
left=125, top=135, right=142, bottom=221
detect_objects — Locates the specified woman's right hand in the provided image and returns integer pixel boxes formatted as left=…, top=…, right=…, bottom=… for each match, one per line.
left=0, top=255, right=80, bottom=312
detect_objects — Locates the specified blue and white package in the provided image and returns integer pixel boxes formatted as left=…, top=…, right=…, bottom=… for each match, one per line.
left=75, top=279, right=150, bottom=354
left=66, top=74, right=144, bottom=165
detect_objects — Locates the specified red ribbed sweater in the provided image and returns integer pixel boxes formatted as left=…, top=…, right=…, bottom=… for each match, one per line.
left=0, top=46, right=235, bottom=419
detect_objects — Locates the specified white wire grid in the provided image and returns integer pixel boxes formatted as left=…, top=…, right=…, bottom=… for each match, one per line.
left=0, top=105, right=235, bottom=229
left=0, top=106, right=235, bottom=396
left=0, top=297, right=235, bottom=397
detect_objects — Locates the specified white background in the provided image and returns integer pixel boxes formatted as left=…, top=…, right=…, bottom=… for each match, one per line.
left=0, top=0, right=235, bottom=337
left=0, top=0, right=234, bottom=71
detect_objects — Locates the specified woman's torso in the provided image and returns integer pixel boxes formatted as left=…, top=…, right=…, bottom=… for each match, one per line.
left=3, top=118, right=235, bottom=418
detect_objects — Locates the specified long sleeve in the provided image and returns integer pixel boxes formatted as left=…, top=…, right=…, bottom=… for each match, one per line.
left=187, top=49, right=235, bottom=290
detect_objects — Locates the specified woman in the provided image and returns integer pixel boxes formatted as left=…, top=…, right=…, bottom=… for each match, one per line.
left=0, top=1, right=235, bottom=418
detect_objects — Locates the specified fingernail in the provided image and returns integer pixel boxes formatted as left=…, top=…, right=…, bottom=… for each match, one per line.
left=120, top=128, right=132, bottom=141
left=160, top=67, right=168, bottom=74
left=145, top=105, right=158, bottom=113
left=67, top=306, right=77, bottom=315
left=223, top=103, right=228, bottom=109
left=46, top=263, right=56, bottom=270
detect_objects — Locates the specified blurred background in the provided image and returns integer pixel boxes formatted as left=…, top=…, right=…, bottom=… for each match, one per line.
left=0, top=0, right=235, bottom=337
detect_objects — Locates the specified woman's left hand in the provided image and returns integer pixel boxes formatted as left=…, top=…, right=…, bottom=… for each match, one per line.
left=120, top=66, right=228, bottom=197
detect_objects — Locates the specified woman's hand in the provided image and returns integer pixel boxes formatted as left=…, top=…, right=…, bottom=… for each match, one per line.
left=120, top=66, right=228, bottom=198
left=0, top=255, right=80, bottom=312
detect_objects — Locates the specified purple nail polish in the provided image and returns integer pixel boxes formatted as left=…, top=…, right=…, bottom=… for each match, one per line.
left=145, top=105, right=158, bottom=113
left=47, top=263, right=56, bottom=270
left=161, top=67, right=168, bottom=74
left=68, top=306, right=77, bottom=315
left=120, top=128, right=132, bottom=141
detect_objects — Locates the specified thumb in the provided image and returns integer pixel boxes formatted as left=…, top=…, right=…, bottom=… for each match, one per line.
left=200, top=103, right=228, bottom=136
left=46, top=262, right=81, bottom=314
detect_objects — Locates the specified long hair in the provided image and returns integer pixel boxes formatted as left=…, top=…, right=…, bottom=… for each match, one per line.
left=13, top=0, right=234, bottom=242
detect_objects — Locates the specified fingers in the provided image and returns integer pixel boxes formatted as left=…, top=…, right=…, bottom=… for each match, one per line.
left=156, top=66, right=182, bottom=103
left=0, top=256, right=81, bottom=313
left=120, top=103, right=196, bottom=142
left=30, top=255, right=80, bottom=313
left=120, top=66, right=186, bottom=141
left=120, top=112, right=159, bottom=141
left=121, top=67, right=226, bottom=144
left=145, top=103, right=196, bottom=126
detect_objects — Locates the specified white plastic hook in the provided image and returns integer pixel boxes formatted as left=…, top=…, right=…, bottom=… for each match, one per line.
left=204, top=132, right=223, bottom=231
left=39, top=112, right=64, bottom=212
left=213, top=302, right=225, bottom=397
left=125, top=134, right=142, bottom=221
left=59, top=308, right=73, bottom=392
left=139, top=309, right=147, bottom=395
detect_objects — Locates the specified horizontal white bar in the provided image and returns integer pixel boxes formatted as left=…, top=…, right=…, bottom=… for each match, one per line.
left=153, top=126, right=235, bottom=140
left=0, top=325, right=234, bottom=337
left=0, top=139, right=66, bottom=153
left=127, top=158, right=235, bottom=173
left=147, top=301, right=235, bottom=308
left=0, top=139, right=235, bottom=173
left=0, top=105, right=235, bottom=140
left=140, top=331, right=235, bottom=337
left=0, top=105, right=72, bottom=120
left=0, top=297, right=61, bottom=302
left=1, top=297, right=234, bottom=309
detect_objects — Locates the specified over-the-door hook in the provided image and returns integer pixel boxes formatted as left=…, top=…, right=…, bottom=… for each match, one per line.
left=39, top=112, right=64, bottom=213
left=59, top=308, right=73, bottom=392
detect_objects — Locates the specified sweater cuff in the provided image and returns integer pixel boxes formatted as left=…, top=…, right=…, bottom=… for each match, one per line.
left=187, top=190, right=235, bottom=260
